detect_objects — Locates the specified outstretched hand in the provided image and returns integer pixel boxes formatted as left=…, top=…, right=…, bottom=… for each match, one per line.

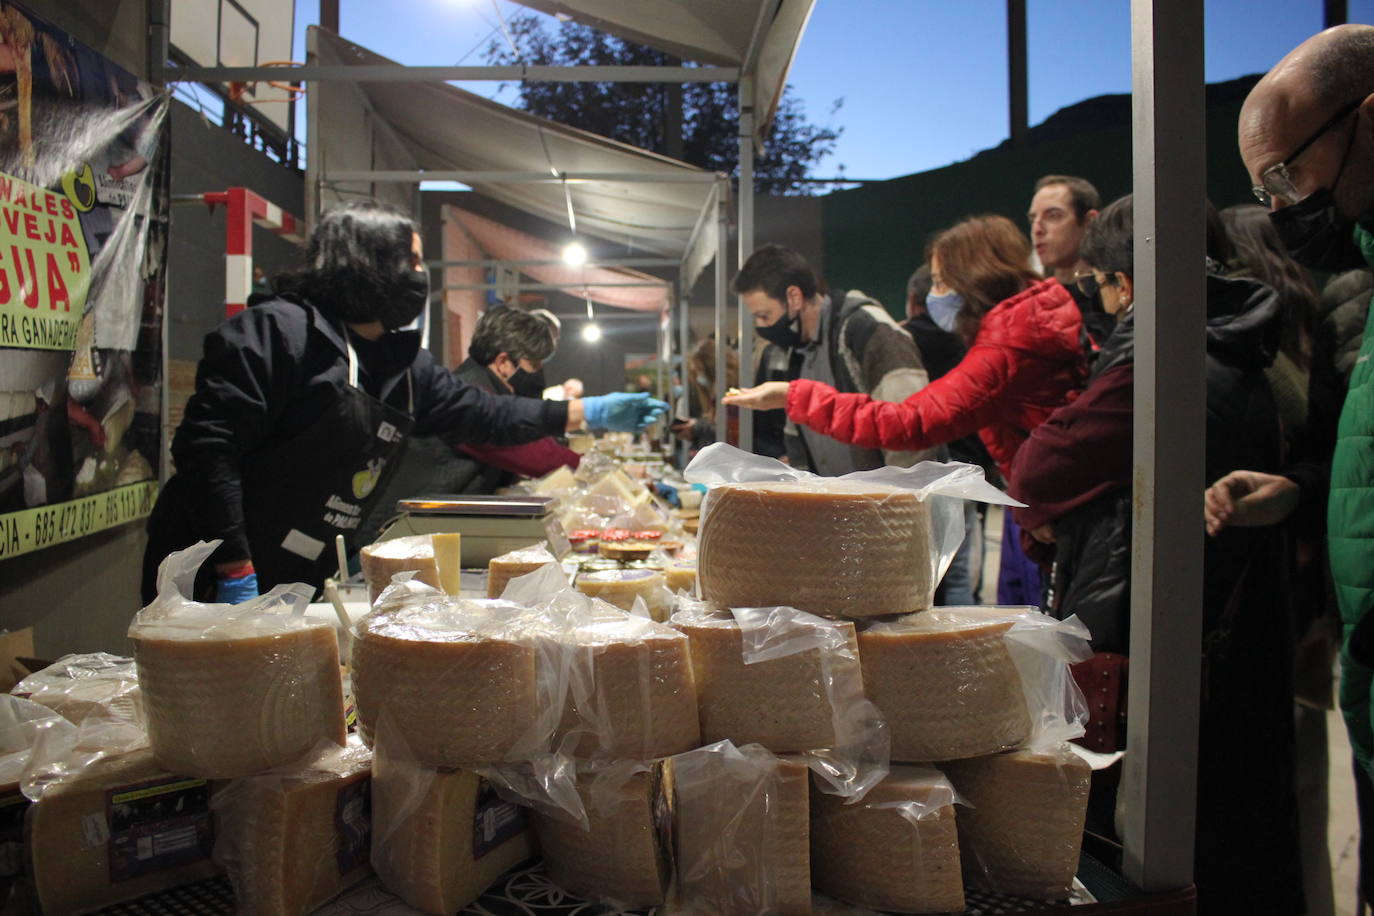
left=722, top=381, right=790, bottom=411
left=1204, top=470, right=1299, bottom=536
left=580, top=392, right=669, bottom=432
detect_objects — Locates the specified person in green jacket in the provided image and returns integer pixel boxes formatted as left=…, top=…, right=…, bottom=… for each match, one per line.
left=1206, top=22, right=1374, bottom=907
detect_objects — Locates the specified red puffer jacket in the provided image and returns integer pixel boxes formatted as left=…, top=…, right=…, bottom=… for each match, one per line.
left=786, top=278, right=1087, bottom=478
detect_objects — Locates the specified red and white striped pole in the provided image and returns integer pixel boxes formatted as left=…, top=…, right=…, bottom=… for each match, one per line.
left=202, top=187, right=304, bottom=318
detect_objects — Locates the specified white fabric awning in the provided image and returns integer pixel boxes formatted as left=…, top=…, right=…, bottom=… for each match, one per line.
left=510, top=0, right=816, bottom=144
left=313, top=28, right=723, bottom=288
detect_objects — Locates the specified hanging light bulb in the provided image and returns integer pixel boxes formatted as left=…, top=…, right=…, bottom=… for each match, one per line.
left=582, top=323, right=602, bottom=342
left=562, top=242, right=587, bottom=266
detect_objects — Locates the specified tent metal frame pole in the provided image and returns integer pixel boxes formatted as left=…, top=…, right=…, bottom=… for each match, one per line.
left=304, top=27, right=322, bottom=231
left=678, top=275, right=692, bottom=466
left=325, top=170, right=720, bottom=184
left=714, top=177, right=730, bottom=446
left=736, top=76, right=755, bottom=453
left=442, top=281, right=670, bottom=291
left=165, top=64, right=741, bottom=84
left=1122, top=0, right=1205, bottom=893
left=428, top=258, right=680, bottom=269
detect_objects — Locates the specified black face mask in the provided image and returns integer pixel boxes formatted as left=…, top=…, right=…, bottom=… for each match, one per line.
left=1270, top=188, right=1367, bottom=272
left=376, top=266, right=431, bottom=330
left=755, top=308, right=804, bottom=349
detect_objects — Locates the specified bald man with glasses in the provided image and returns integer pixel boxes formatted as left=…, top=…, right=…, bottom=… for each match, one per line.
left=1205, top=24, right=1374, bottom=914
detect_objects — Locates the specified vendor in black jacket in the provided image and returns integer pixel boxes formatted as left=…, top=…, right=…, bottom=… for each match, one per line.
left=143, top=201, right=665, bottom=604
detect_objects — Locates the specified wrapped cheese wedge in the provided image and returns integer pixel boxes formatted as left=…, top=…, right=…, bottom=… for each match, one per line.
left=811, top=766, right=964, bottom=913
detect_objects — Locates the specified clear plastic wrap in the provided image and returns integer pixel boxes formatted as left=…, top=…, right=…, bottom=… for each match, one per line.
left=129, top=542, right=347, bottom=778
left=359, top=534, right=444, bottom=603
left=575, top=568, right=673, bottom=621
left=0, top=696, right=77, bottom=796
left=211, top=736, right=374, bottom=916
left=532, top=760, right=670, bottom=909
left=855, top=607, right=1089, bottom=762
left=369, top=717, right=535, bottom=915
left=11, top=653, right=142, bottom=728
left=668, top=740, right=811, bottom=915
left=685, top=444, right=1018, bottom=618
left=940, top=742, right=1091, bottom=900
left=670, top=601, right=887, bottom=799
left=27, top=747, right=220, bottom=914
left=350, top=581, right=561, bottom=768
left=486, top=542, right=560, bottom=598
left=810, top=765, right=965, bottom=914
left=498, top=565, right=699, bottom=760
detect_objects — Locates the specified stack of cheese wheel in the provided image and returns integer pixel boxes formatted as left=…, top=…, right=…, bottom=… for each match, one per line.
left=698, top=480, right=934, bottom=618
left=132, top=607, right=347, bottom=779
left=350, top=596, right=545, bottom=767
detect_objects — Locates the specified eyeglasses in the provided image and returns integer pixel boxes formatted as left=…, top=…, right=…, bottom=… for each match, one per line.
left=1252, top=99, right=1362, bottom=208
left=1074, top=271, right=1115, bottom=298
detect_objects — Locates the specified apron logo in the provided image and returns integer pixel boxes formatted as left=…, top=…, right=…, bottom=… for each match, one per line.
left=376, top=421, right=402, bottom=443
left=351, top=458, right=386, bottom=499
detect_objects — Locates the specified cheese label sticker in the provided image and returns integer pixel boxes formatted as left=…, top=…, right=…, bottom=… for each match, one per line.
left=472, top=778, right=526, bottom=860
left=333, top=774, right=372, bottom=876
left=106, top=777, right=213, bottom=882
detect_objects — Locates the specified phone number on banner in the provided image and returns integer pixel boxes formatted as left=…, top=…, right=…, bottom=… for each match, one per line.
left=0, top=481, right=158, bottom=559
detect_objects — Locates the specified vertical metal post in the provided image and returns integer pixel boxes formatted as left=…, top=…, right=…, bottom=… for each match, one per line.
left=304, top=27, right=321, bottom=232
left=319, top=0, right=340, bottom=33
left=737, top=78, right=755, bottom=453
left=1122, top=0, right=1205, bottom=892
left=147, top=0, right=170, bottom=85
left=714, top=177, right=729, bottom=446
left=1325, top=0, right=1348, bottom=28
left=1007, top=0, right=1029, bottom=149
left=678, top=275, right=692, bottom=467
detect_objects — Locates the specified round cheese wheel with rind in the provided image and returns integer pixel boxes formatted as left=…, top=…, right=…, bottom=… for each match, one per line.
left=698, top=481, right=934, bottom=618
left=134, top=624, right=346, bottom=779
left=351, top=602, right=542, bottom=767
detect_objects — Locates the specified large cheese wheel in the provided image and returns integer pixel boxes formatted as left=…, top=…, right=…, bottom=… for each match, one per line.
left=558, top=614, right=699, bottom=759
left=858, top=613, right=1030, bottom=761
left=664, top=562, right=697, bottom=595
left=672, top=609, right=856, bottom=752
left=360, top=535, right=442, bottom=603
left=351, top=602, right=542, bottom=767
left=12, top=653, right=141, bottom=727
left=669, top=744, right=811, bottom=915
left=134, top=622, right=346, bottom=778
left=486, top=544, right=558, bottom=599
left=534, top=765, right=668, bottom=907
left=941, top=745, right=1090, bottom=899
left=811, top=766, right=964, bottom=913
left=212, top=740, right=373, bottom=915
left=29, top=749, right=220, bottom=915
left=371, top=756, right=534, bottom=915
left=698, top=481, right=934, bottom=618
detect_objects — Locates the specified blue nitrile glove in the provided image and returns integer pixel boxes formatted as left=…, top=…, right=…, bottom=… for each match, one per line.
left=215, top=572, right=260, bottom=604
left=581, top=392, right=670, bottom=431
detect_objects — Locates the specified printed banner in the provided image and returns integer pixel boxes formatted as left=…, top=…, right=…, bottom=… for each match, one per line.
left=0, top=1, right=169, bottom=558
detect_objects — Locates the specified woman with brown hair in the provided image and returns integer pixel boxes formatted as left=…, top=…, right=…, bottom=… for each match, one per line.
left=727, top=214, right=1089, bottom=602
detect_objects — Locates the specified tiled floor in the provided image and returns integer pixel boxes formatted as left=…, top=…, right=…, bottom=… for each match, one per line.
left=982, top=506, right=1365, bottom=914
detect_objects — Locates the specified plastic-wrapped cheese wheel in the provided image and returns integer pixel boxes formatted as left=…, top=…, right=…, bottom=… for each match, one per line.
left=486, top=544, right=559, bottom=598
left=575, top=568, right=668, bottom=620
left=133, top=620, right=346, bottom=779
left=351, top=598, right=545, bottom=767
left=858, top=612, right=1030, bottom=761
left=360, top=535, right=442, bottom=603
left=811, top=765, right=965, bottom=913
left=698, top=481, right=933, bottom=618
left=941, top=744, right=1091, bottom=900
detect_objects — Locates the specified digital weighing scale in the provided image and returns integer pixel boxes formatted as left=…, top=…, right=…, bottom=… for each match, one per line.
left=374, top=494, right=570, bottom=567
